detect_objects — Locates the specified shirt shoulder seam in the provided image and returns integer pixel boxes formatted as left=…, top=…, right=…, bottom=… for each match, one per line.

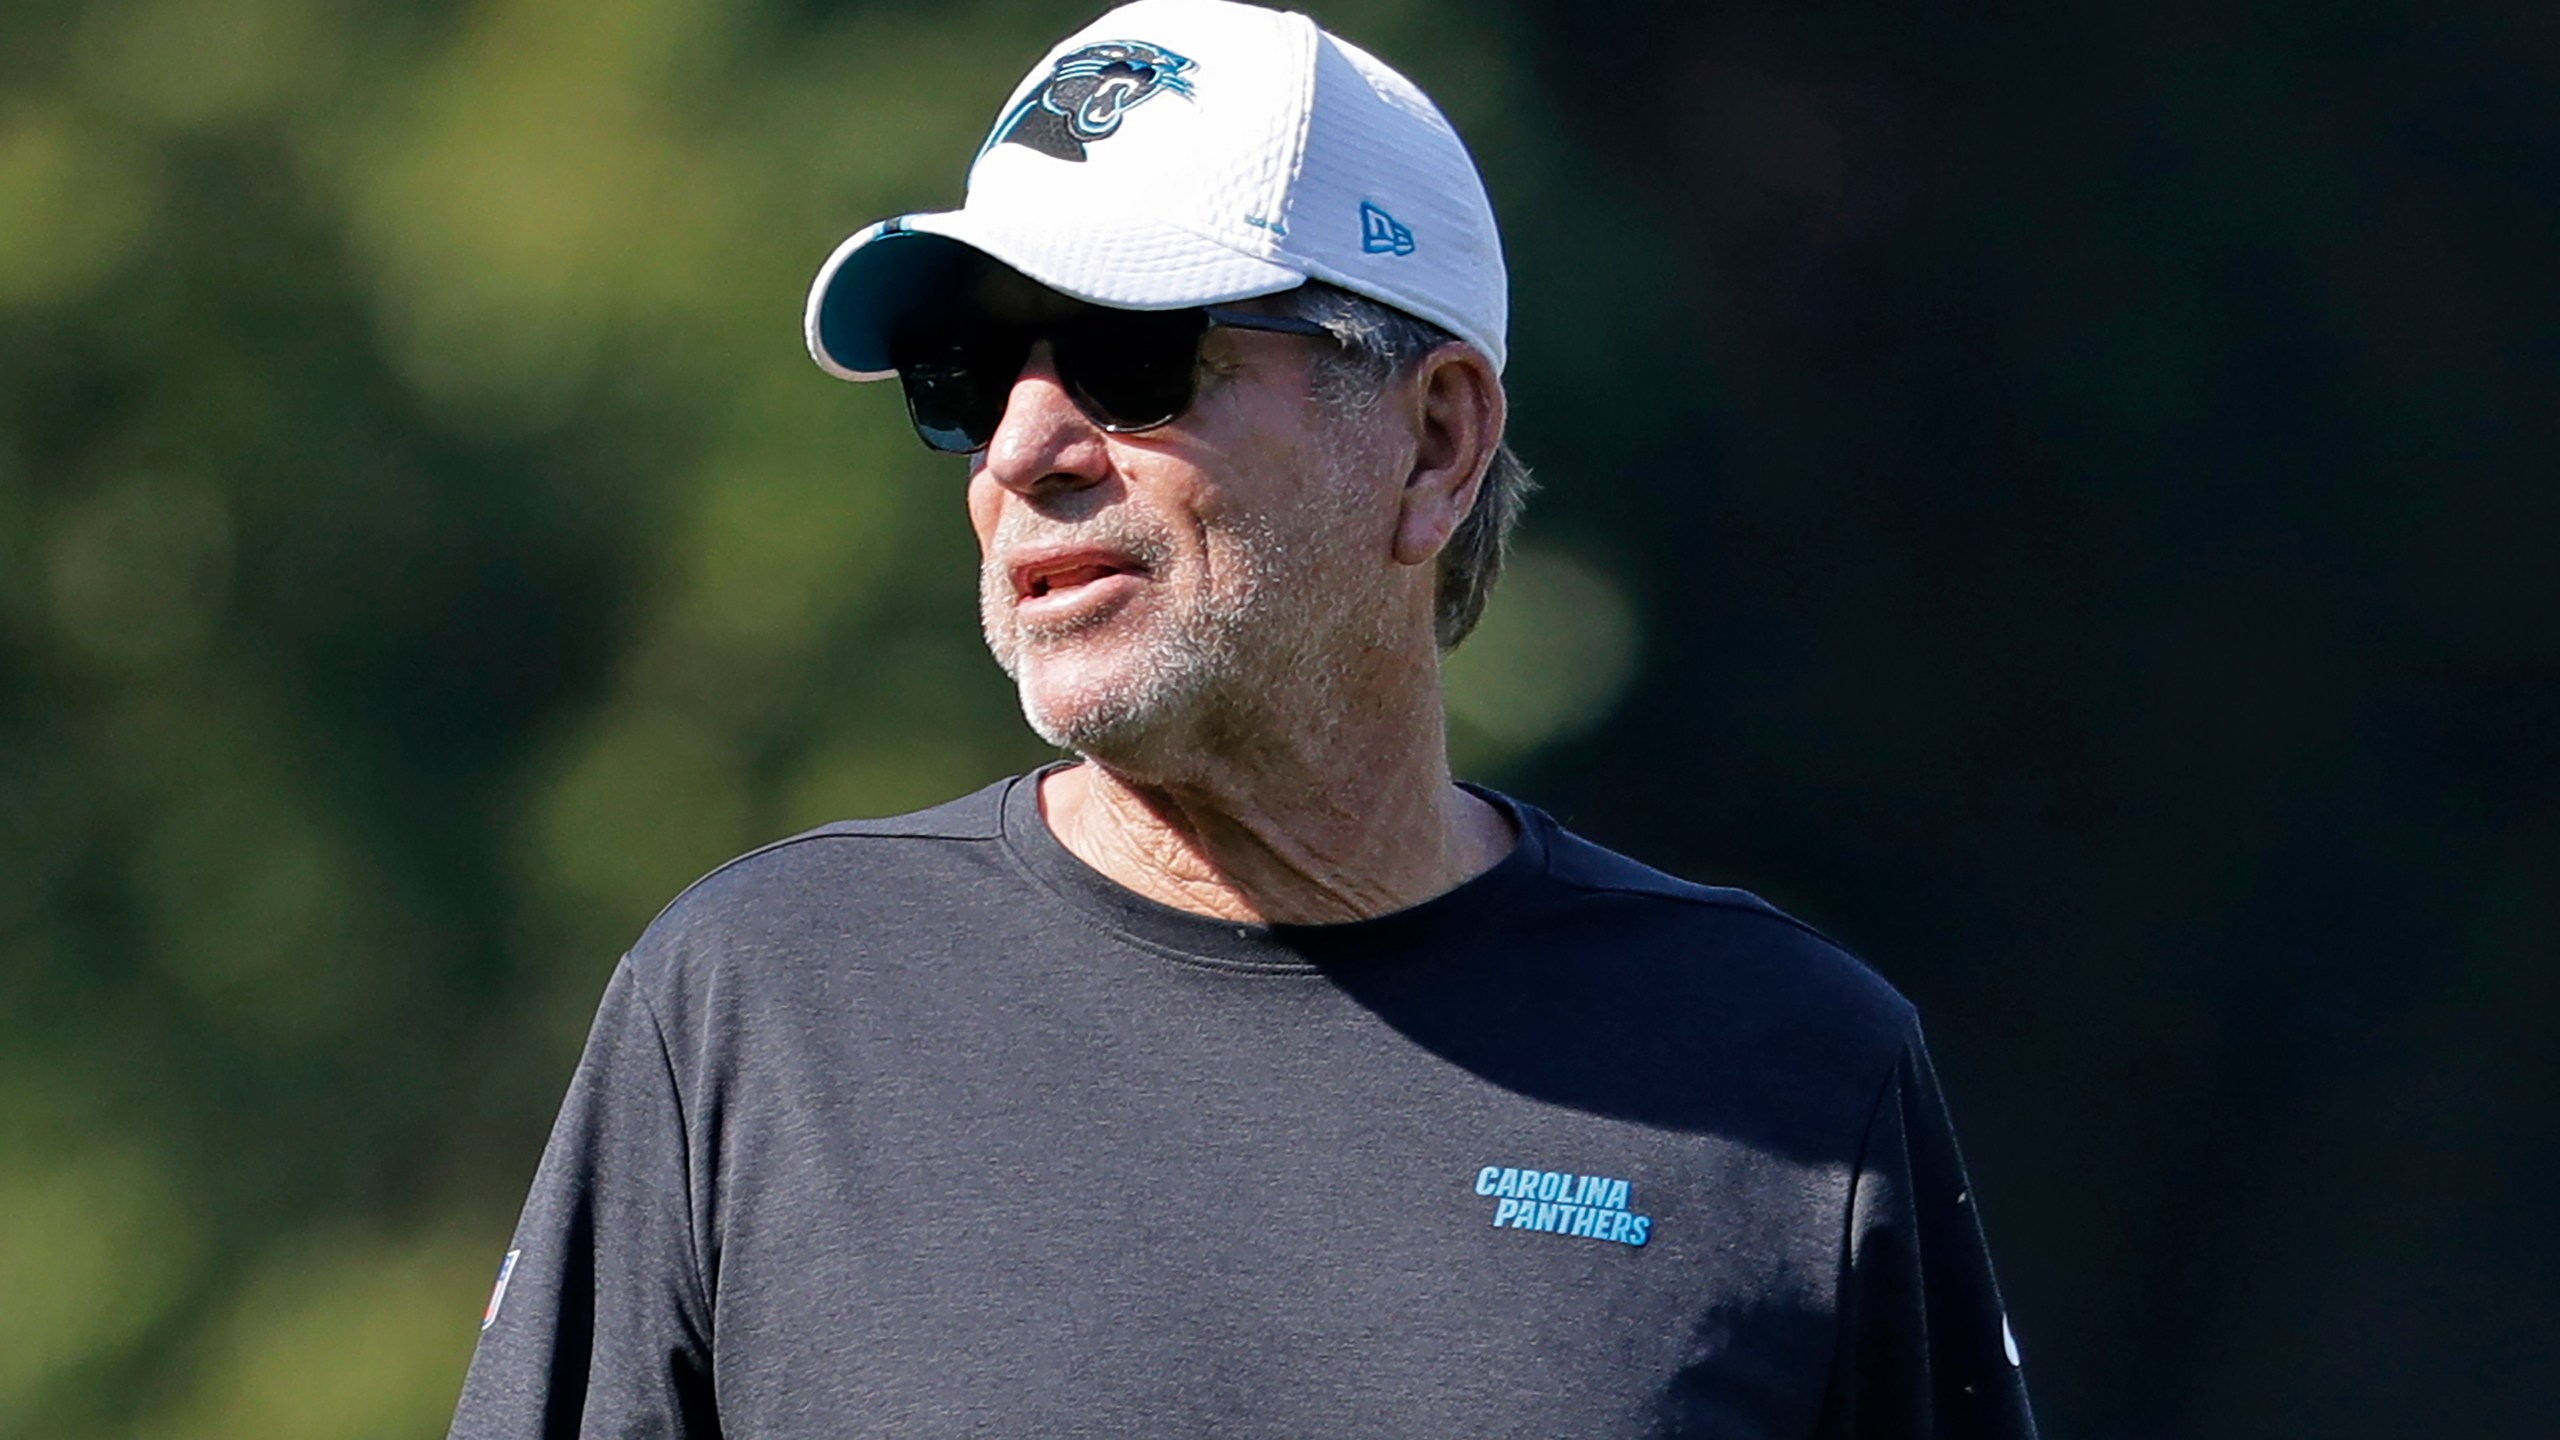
left=1814, top=1035, right=1920, bottom=1429
left=1541, top=866, right=1865, bottom=959
left=623, top=955, right=718, bottom=1343
left=635, top=820, right=1003, bottom=939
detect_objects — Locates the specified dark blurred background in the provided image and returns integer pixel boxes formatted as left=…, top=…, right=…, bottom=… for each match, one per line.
left=2, top=0, right=2553, bottom=1435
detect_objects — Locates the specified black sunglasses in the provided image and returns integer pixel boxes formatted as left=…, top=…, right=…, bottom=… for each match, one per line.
left=889, top=304, right=1336, bottom=455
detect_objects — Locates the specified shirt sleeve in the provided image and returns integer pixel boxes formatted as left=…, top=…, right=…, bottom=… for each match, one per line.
left=449, top=957, right=721, bottom=1440
left=1815, top=1030, right=2039, bottom=1440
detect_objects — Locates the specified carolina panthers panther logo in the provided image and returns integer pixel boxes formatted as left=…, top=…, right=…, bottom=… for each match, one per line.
left=983, top=40, right=1196, bottom=163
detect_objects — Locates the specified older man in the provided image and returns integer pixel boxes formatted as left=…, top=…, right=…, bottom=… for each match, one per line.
left=449, top=2, right=2038, bottom=1437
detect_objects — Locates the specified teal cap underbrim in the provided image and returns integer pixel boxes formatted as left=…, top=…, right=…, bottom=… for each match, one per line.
left=806, top=222, right=995, bottom=381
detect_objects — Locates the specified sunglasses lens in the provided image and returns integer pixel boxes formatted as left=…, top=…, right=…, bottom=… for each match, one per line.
left=894, top=329, right=1024, bottom=454
left=1056, top=308, right=1209, bottom=433
left=888, top=307, right=1213, bottom=452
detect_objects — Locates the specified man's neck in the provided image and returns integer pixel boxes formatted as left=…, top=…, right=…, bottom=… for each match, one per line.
left=1037, top=737, right=1515, bottom=926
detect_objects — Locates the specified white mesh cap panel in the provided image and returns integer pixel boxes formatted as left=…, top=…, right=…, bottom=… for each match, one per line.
left=906, top=208, right=1302, bottom=313
left=1279, top=30, right=1509, bottom=370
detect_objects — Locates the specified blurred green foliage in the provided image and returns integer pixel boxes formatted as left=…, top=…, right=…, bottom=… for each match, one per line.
left=0, top=1, right=1641, bottom=1434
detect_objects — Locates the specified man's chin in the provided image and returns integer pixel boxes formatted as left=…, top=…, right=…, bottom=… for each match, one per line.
left=1014, top=659, right=1209, bottom=765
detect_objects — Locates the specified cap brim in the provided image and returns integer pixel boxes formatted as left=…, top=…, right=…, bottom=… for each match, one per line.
left=804, top=209, right=1306, bottom=382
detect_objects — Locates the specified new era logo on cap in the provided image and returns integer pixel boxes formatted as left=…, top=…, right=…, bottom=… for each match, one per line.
left=1360, top=201, right=1415, bottom=256
left=805, top=0, right=1508, bottom=381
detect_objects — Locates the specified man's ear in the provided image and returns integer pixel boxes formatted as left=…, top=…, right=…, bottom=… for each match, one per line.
left=1391, top=344, right=1506, bottom=567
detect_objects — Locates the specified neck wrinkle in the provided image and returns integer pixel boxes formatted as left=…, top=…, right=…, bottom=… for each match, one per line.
left=1041, top=731, right=1511, bottom=926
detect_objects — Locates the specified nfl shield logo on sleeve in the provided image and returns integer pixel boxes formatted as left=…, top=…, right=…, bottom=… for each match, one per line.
left=482, top=1249, right=520, bottom=1330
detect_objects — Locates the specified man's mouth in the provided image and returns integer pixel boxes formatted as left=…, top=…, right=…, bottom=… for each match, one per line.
left=1010, top=549, right=1148, bottom=604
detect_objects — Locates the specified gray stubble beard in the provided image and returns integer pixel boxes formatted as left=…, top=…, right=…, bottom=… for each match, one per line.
left=979, top=502, right=1384, bottom=783
left=979, top=511, right=1284, bottom=773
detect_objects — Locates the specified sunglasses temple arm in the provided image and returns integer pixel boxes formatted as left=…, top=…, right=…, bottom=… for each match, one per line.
left=1200, top=308, right=1337, bottom=340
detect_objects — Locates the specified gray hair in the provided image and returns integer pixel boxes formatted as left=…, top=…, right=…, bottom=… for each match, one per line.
left=1262, top=282, right=1534, bottom=650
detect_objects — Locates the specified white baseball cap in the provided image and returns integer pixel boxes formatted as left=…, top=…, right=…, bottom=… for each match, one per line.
left=803, top=0, right=1508, bottom=384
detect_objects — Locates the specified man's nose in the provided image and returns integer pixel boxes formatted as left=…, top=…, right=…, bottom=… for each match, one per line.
left=976, top=343, right=1111, bottom=496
